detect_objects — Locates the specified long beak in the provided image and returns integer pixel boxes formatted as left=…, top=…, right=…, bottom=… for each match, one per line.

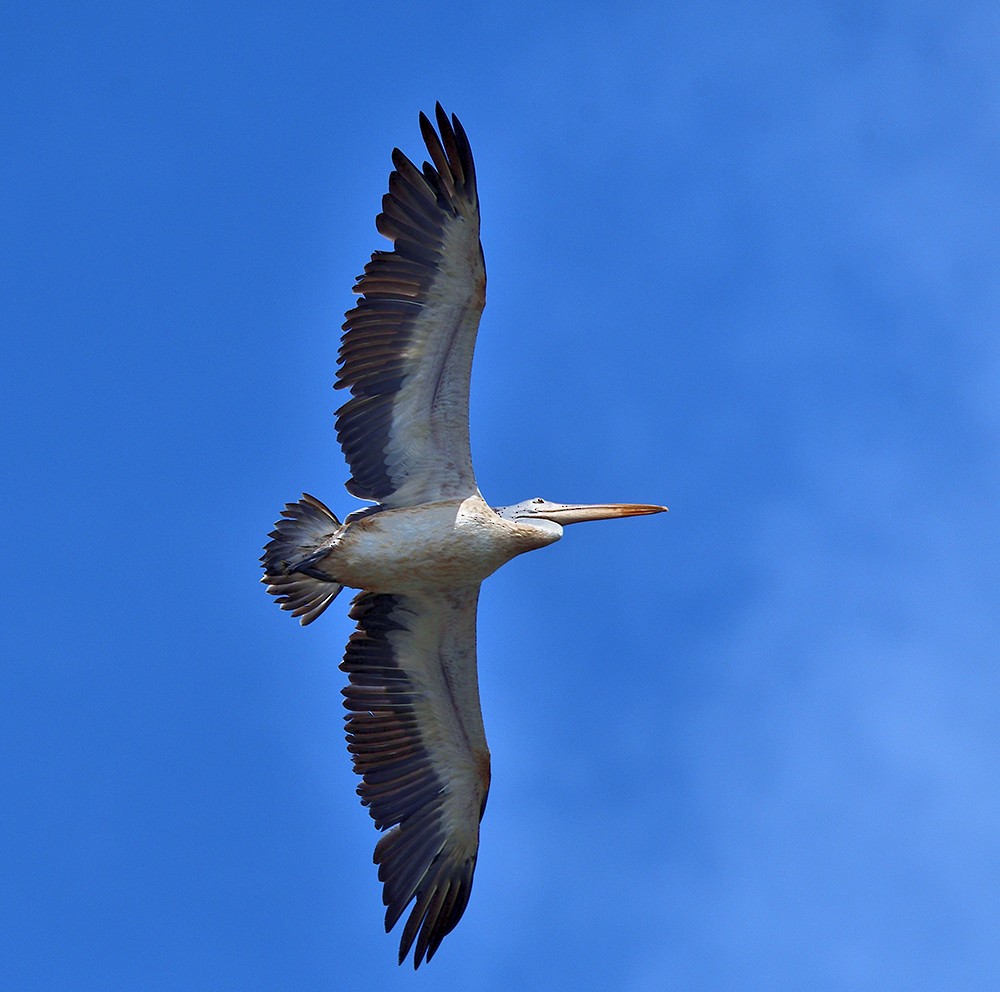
left=539, top=503, right=668, bottom=526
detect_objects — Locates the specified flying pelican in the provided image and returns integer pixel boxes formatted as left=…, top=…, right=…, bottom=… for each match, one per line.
left=261, top=104, right=666, bottom=967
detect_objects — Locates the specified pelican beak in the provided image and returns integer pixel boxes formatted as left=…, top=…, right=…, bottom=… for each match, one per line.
left=538, top=503, right=668, bottom=526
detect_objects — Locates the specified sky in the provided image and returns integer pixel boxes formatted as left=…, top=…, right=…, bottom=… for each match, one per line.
left=3, top=1, right=999, bottom=989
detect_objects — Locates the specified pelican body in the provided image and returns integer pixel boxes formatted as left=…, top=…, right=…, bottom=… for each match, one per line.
left=262, top=106, right=666, bottom=967
left=331, top=497, right=531, bottom=593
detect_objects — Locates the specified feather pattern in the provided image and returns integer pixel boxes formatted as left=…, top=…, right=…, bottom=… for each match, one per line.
left=260, top=494, right=344, bottom=625
left=341, top=588, right=490, bottom=967
left=334, top=103, right=485, bottom=508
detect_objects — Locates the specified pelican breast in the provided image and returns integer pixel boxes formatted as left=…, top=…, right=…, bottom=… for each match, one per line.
left=332, top=497, right=520, bottom=593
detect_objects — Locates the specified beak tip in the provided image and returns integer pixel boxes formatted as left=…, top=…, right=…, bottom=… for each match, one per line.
left=621, top=503, right=670, bottom=518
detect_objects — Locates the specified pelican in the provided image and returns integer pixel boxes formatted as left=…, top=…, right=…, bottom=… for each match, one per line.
left=261, top=105, right=666, bottom=967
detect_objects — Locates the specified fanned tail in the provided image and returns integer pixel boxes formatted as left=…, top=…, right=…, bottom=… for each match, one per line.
left=261, top=493, right=344, bottom=625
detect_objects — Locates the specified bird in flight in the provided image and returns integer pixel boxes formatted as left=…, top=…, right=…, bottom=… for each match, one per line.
left=262, top=104, right=667, bottom=967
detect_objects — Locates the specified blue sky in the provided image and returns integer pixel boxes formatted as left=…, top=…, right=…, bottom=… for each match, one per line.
left=4, top=2, right=999, bottom=989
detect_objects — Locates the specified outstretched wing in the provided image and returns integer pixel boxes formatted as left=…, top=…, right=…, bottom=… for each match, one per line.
left=341, top=587, right=491, bottom=967
left=335, top=104, right=485, bottom=509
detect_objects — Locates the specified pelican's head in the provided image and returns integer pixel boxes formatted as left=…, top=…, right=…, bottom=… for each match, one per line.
left=496, top=497, right=668, bottom=547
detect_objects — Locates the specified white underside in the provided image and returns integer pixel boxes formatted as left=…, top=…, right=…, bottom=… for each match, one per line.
left=328, top=495, right=536, bottom=593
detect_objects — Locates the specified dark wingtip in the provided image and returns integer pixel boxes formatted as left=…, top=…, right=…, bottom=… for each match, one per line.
left=417, top=109, right=434, bottom=144
left=393, top=855, right=477, bottom=968
left=434, top=101, right=449, bottom=133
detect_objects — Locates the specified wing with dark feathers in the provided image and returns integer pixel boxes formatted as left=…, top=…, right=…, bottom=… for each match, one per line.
left=340, top=587, right=490, bottom=967
left=335, top=104, right=485, bottom=508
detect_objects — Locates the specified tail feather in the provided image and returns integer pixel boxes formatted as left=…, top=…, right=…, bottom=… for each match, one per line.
left=261, top=493, right=344, bottom=625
